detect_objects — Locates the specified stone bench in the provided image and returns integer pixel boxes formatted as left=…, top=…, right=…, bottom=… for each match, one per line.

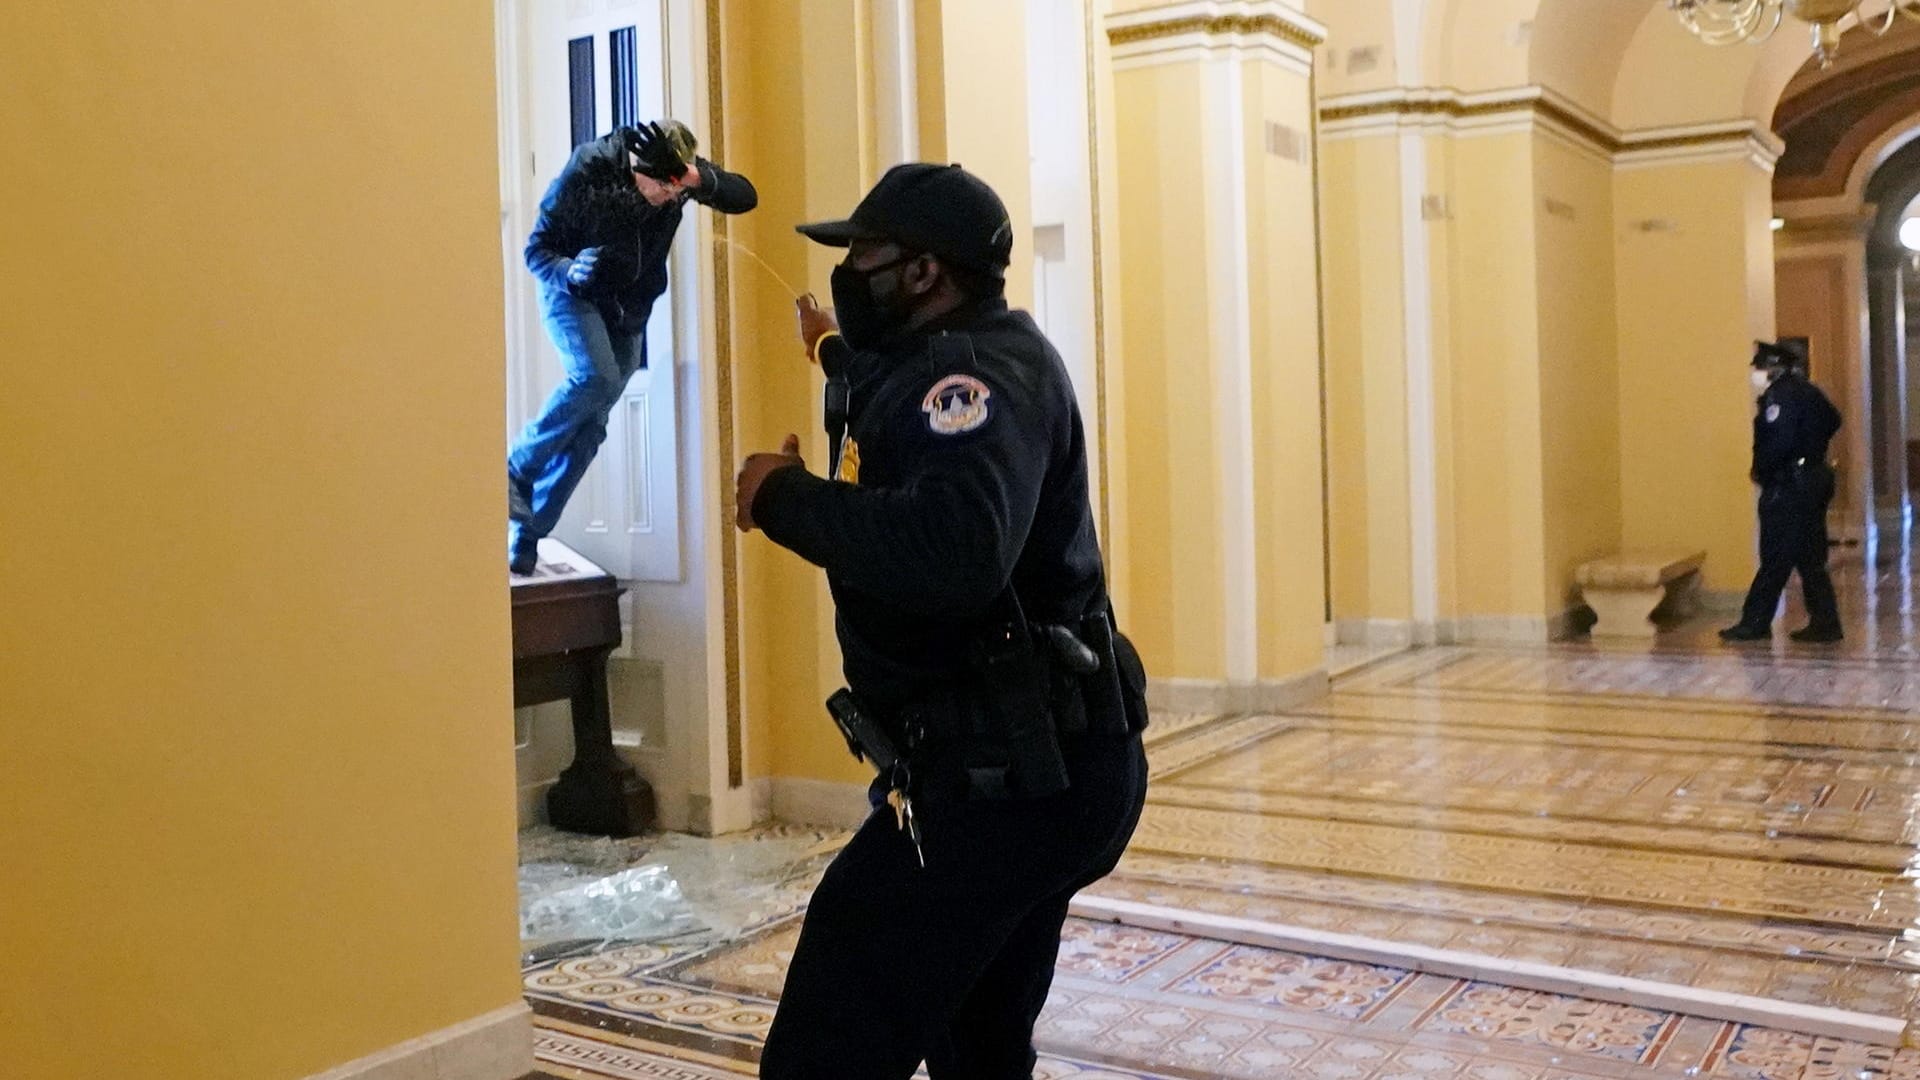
left=1575, top=550, right=1706, bottom=638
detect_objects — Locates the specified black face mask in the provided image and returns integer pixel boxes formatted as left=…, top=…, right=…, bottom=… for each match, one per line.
left=830, top=255, right=915, bottom=351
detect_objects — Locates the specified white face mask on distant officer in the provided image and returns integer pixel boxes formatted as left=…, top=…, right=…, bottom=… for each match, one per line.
left=1751, top=370, right=1774, bottom=397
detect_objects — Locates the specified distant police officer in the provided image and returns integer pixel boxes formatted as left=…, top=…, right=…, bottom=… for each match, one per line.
left=733, top=163, right=1150, bottom=1078
left=1721, top=341, right=1844, bottom=644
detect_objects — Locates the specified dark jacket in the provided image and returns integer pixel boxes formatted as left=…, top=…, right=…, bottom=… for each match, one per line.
left=1752, top=373, right=1842, bottom=485
left=524, top=128, right=757, bottom=330
left=753, top=299, right=1109, bottom=710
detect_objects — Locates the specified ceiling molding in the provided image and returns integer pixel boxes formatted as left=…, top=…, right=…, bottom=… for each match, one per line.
left=1319, top=86, right=1782, bottom=173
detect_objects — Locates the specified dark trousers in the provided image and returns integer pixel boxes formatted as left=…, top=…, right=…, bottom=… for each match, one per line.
left=1738, top=467, right=1840, bottom=631
left=759, top=732, right=1149, bottom=1080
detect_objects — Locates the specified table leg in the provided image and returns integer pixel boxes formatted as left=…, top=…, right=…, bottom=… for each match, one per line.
left=546, top=646, right=656, bottom=837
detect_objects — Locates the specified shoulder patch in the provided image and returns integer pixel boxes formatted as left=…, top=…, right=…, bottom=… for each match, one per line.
left=1765, top=404, right=1781, bottom=423
left=921, top=374, right=993, bottom=436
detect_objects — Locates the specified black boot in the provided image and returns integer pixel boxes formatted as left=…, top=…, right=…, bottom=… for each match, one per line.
left=510, top=539, right=539, bottom=577
left=1719, top=624, right=1772, bottom=643
left=508, top=470, right=533, bottom=523
left=1788, top=624, right=1843, bottom=644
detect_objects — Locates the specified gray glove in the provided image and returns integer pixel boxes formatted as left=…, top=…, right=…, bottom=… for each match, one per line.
left=565, top=246, right=603, bottom=290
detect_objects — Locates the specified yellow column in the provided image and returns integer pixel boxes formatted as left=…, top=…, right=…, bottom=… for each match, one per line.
left=0, top=3, right=522, bottom=1076
left=724, top=0, right=873, bottom=799
left=725, top=0, right=1046, bottom=807
left=1106, top=2, right=1329, bottom=707
left=915, top=0, right=1037, bottom=309
left=1318, top=118, right=1415, bottom=640
left=1616, top=151, right=1782, bottom=595
left=1433, top=130, right=1553, bottom=631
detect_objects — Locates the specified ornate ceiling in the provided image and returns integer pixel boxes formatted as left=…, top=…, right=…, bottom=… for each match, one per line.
left=1773, top=19, right=1920, bottom=201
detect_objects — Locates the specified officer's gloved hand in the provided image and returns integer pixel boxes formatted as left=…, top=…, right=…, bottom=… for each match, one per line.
left=566, top=247, right=603, bottom=291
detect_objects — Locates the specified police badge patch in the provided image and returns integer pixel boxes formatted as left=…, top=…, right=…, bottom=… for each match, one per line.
left=922, top=374, right=992, bottom=435
left=1765, top=404, right=1781, bottom=423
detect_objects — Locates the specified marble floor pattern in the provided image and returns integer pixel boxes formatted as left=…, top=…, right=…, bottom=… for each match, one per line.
left=523, top=913, right=1920, bottom=1080
left=1082, top=542, right=1920, bottom=1041
left=520, top=540, right=1920, bottom=1074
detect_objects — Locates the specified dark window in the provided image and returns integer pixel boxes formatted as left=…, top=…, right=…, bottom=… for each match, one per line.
left=568, top=35, right=595, bottom=147
left=610, top=27, right=638, bottom=131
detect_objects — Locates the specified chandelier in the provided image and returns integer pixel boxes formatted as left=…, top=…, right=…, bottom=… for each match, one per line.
left=1669, top=0, right=1920, bottom=66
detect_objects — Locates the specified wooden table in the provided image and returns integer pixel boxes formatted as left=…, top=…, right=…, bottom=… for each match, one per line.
left=510, top=540, right=654, bottom=837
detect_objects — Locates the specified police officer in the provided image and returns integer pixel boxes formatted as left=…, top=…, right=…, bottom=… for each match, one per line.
left=509, top=120, right=756, bottom=574
left=1721, top=341, right=1844, bottom=644
left=733, top=163, right=1150, bottom=1078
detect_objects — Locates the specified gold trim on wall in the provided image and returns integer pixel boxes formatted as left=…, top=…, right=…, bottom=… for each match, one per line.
left=705, top=0, right=744, bottom=791
left=1084, top=0, right=1111, bottom=545
left=1107, top=12, right=1327, bottom=51
left=1318, top=92, right=1775, bottom=168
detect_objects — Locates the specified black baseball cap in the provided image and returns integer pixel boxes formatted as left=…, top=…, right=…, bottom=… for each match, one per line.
left=797, top=163, right=1014, bottom=279
left=1752, top=340, right=1795, bottom=369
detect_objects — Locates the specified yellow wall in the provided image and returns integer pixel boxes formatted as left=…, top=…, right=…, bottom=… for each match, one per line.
left=1112, top=64, right=1227, bottom=677
left=1320, top=136, right=1414, bottom=624
left=1437, top=133, right=1551, bottom=616
left=727, top=0, right=1042, bottom=786
left=1247, top=59, right=1331, bottom=678
left=1533, top=138, right=1623, bottom=610
left=1615, top=159, right=1776, bottom=589
left=0, top=4, right=521, bottom=1078
left=1090, top=0, right=1136, bottom=627
left=726, top=0, right=869, bottom=787
left=928, top=0, right=1037, bottom=310
left=1108, top=15, right=1327, bottom=680
left=1304, top=0, right=1403, bottom=97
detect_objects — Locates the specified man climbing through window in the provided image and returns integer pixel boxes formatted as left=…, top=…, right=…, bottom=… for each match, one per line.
left=509, top=119, right=757, bottom=574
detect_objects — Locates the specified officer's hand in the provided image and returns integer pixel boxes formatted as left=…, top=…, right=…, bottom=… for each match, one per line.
left=566, top=247, right=603, bottom=289
left=736, top=434, right=806, bottom=532
left=796, top=294, right=839, bottom=356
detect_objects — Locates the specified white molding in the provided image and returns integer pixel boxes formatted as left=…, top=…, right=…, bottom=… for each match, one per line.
left=1620, top=126, right=1781, bottom=172
left=1069, top=897, right=1907, bottom=1047
left=1399, top=125, right=1441, bottom=632
left=769, top=777, right=873, bottom=829
left=1146, top=668, right=1330, bottom=716
left=1391, top=0, right=1428, bottom=85
left=1198, top=48, right=1262, bottom=685
left=303, top=1003, right=532, bottom=1080
left=1106, top=0, right=1325, bottom=75
left=750, top=775, right=775, bottom=824
left=1434, top=612, right=1574, bottom=646
left=1334, top=618, right=1416, bottom=648
left=869, top=0, right=919, bottom=166
left=1320, top=85, right=1779, bottom=173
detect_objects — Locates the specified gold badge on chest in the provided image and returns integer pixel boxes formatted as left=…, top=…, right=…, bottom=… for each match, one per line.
left=837, top=436, right=862, bottom=484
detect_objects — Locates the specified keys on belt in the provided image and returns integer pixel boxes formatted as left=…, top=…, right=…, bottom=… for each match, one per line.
left=886, top=783, right=925, bottom=869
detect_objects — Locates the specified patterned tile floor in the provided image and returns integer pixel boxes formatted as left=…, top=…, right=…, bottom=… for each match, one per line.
left=1083, top=542, right=1920, bottom=1037
left=524, top=914, right=1920, bottom=1080
left=520, top=539, right=1920, bottom=1075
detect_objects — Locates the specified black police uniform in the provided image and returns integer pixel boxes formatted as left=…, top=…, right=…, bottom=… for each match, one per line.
left=749, top=288, right=1148, bottom=1073
left=1732, top=370, right=1843, bottom=635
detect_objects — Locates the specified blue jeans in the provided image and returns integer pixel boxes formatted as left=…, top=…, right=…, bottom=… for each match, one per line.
left=508, top=289, right=646, bottom=557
